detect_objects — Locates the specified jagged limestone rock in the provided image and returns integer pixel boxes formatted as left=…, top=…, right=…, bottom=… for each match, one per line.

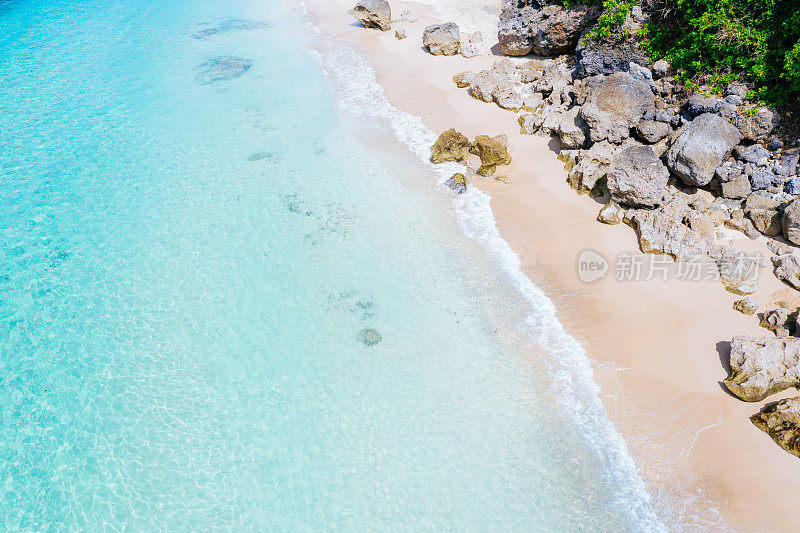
left=470, top=135, right=512, bottom=177
left=349, top=0, right=392, bottom=31
left=751, top=396, right=800, bottom=459
left=423, top=22, right=460, bottom=56
left=760, top=307, right=796, bottom=338
left=724, top=336, right=800, bottom=402
left=626, top=197, right=713, bottom=261
left=430, top=129, right=471, bottom=164
left=773, top=254, right=800, bottom=290
left=733, top=297, right=759, bottom=316
left=597, top=200, right=623, bottom=225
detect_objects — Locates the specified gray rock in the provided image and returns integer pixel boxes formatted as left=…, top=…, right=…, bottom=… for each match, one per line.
left=787, top=177, right=800, bottom=196
left=349, top=0, right=392, bottom=31
left=687, top=94, right=722, bottom=116
left=607, top=145, right=670, bottom=207
left=627, top=197, right=713, bottom=261
left=652, top=59, right=670, bottom=79
left=714, top=245, right=761, bottom=294
left=498, top=3, right=599, bottom=56
left=556, top=106, right=588, bottom=149
left=784, top=199, right=800, bottom=245
left=724, top=94, right=743, bottom=106
left=750, top=168, right=775, bottom=191
left=423, top=23, right=461, bottom=55
left=733, top=107, right=779, bottom=142
left=575, top=36, right=648, bottom=78
left=567, top=139, right=620, bottom=194
left=773, top=254, right=800, bottom=290
left=726, top=82, right=748, bottom=98
left=579, top=72, right=655, bottom=144
left=666, top=113, right=742, bottom=186
left=724, top=336, right=800, bottom=402
left=635, top=120, right=670, bottom=143
left=734, top=144, right=770, bottom=164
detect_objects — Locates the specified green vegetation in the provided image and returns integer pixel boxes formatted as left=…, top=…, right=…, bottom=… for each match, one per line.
left=559, top=0, right=800, bottom=105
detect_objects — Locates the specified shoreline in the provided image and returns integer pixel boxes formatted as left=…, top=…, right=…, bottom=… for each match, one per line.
left=299, top=0, right=800, bottom=530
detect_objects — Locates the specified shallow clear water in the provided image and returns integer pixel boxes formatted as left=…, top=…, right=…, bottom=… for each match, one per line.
left=0, top=0, right=660, bottom=529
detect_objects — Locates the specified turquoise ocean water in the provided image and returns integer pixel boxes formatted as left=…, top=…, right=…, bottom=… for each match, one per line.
left=0, top=0, right=664, bottom=529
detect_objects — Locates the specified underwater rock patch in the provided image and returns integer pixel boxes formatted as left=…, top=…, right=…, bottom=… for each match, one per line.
left=192, top=18, right=271, bottom=39
left=196, top=56, right=252, bottom=84
left=358, top=328, right=382, bottom=346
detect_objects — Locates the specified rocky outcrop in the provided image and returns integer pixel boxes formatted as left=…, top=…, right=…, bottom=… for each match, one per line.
left=666, top=113, right=742, bottom=186
left=606, top=144, right=669, bottom=207
left=567, top=140, right=618, bottom=194
left=423, top=23, right=460, bottom=56
left=760, top=307, right=796, bottom=338
left=579, top=72, right=655, bottom=144
left=627, top=198, right=713, bottom=261
left=724, top=336, right=800, bottom=402
left=556, top=106, right=588, bottom=149
left=782, top=198, right=800, bottom=245
left=430, top=129, right=471, bottom=163
left=498, top=2, right=598, bottom=56
left=773, top=255, right=800, bottom=290
left=349, top=0, right=391, bottom=31
left=471, top=135, right=512, bottom=176
left=752, top=396, right=800, bottom=458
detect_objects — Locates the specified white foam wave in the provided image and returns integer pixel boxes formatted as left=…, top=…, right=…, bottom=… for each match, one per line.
left=299, top=11, right=666, bottom=531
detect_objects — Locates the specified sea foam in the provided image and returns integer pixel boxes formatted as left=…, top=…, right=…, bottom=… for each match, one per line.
left=302, top=18, right=666, bottom=532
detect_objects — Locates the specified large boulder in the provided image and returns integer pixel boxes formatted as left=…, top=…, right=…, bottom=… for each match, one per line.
left=498, top=3, right=598, bottom=56
left=470, top=135, right=512, bottom=176
left=751, top=397, right=800, bottom=459
left=724, top=336, right=800, bottom=402
left=423, top=23, right=460, bottom=56
left=666, top=114, right=742, bottom=186
left=575, top=36, right=649, bottom=78
left=349, top=0, right=391, bottom=31
left=579, top=72, right=655, bottom=144
left=430, top=129, right=471, bottom=164
left=782, top=197, right=800, bottom=245
left=606, top=145, right=669, bottom=207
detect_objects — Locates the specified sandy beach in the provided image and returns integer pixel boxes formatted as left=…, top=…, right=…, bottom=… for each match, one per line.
left=301, top=0, right=800, bottom=529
